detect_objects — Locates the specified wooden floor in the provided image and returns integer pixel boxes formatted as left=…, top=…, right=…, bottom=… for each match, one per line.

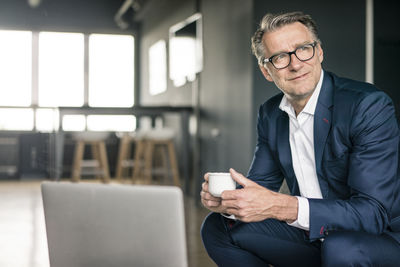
left=0, top=180, right=215, bottom=267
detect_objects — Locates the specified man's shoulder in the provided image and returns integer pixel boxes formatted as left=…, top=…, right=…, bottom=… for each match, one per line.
left=260, top=92, right=284, bottom=113
left=329, top=72, right=385, bottom=99
left=327, top=72, right=396, bottom=125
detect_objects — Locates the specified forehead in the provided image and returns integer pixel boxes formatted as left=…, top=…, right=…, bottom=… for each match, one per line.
left=262, top=22, right=314, bottom=55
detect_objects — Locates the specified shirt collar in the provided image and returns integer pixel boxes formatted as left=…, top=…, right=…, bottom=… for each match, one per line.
left=279, top=70, right=324, bottom=117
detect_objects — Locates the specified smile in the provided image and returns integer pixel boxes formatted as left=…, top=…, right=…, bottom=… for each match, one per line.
left=288, top=72, right=309, bottom=81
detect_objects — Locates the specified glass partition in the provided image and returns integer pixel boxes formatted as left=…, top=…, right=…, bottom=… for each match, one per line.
left=169, top=13, right=203, bottom=87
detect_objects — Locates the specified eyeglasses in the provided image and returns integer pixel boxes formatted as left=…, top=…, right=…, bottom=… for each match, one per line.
left=263, top=42, right=317, bottom=70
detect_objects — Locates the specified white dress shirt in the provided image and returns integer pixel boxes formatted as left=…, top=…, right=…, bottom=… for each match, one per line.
left=279, top=71, right=324, bottom=230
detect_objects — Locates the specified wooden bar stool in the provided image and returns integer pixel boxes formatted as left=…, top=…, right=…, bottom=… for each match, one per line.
left=115, top=133, right=146, bottom=182
left=132, top=129, right=181, bottom=187
left=71, top=132, right=110, bottom=183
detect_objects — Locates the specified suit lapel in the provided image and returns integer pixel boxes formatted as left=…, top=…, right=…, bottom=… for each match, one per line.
left=314, top=72, right=334, bottom=198
left=277, top=111, right=300, bottom=196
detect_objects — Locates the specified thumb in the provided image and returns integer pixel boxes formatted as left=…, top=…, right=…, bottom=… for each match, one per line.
left=229, top=168, right=255, bottom=188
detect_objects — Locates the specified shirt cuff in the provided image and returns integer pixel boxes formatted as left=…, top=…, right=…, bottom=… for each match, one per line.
left=287, top=196, right=310, bottom=231
left=221, top=213, right=236, bottom=220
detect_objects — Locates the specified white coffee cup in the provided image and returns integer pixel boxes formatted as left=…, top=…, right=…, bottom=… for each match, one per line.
left=208, top=172, right=236, bottom=197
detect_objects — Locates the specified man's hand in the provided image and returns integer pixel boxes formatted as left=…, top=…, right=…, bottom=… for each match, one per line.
left=200, top=173, right=227, bottom=214
left=220, top=168, right=299, bottom=223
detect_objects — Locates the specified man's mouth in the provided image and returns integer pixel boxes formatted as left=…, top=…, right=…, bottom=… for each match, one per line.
left=288, top=72, right=309, bottom=81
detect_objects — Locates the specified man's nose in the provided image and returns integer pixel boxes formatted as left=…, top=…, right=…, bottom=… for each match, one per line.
left=288, top=53, right=302, bottom=70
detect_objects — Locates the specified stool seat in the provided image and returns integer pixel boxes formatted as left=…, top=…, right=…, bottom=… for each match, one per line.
left=72, top=131, right=110, bottom=142
left=144, top=128, right=175, bottom=140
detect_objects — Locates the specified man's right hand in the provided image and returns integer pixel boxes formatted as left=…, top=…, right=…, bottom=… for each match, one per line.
left=200, top=173, right=226, bottom=213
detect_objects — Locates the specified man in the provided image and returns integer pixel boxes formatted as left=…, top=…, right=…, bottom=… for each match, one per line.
left=200, top=11, right=400, bottom=267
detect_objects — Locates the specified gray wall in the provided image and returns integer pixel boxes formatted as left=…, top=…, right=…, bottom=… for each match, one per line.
left=199, top=0, right=253, bottom=174
left=139, top=0, right=254, bottom=182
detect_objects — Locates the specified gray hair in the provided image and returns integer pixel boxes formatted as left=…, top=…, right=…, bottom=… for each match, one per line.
left=251, top=11, right=321, bottom=65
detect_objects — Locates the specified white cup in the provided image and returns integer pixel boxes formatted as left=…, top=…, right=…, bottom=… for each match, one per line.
left=208, top=172, right=236, bottom=197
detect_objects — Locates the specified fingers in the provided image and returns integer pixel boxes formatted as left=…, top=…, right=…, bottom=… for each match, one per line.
left=203, top=172, right=210, bottom=182
left=200, top=181, right=221, bottom=207
left=201, top=180, right=209, bottom=191
left=220, top=189, right=239, bottom=200
left=201, top=198, right=221, bottom=207
left=200, top=187, right=220, bottom=202
left=221, top=199, right=240, bottom=209
left=229, top=168, right=256, bottom=188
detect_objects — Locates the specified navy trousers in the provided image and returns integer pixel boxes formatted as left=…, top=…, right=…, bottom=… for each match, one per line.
left=201, top=212, right=400, bottom=267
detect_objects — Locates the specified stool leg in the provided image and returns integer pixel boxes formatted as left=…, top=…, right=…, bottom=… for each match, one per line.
left=132, top=140, right=145, bottom=183
left=115, top=135, right=130, bottom=181
left=98, top=141, right=110, bottom=183
left=160, top=144, right=169, bottom=184
left=167, top=141, right=181, bottom=187
left=124, top=141, right=132, bottom=178
left=143, top=141, right=154, bottom=184
left=91, top=142, right=101, bottom=180
left=71, top=141, right=85, bottom=182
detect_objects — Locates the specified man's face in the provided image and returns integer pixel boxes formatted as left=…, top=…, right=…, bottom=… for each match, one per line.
left=260, top=22, right=323, bottom=102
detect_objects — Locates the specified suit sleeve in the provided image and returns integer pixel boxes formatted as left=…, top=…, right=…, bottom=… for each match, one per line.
left=247, top=104, right=284, bottom=192
left=308, top=91, right=399, bottom=240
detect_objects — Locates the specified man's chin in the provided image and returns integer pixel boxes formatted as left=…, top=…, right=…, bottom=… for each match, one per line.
left=286, top=91, right=314, bottom=101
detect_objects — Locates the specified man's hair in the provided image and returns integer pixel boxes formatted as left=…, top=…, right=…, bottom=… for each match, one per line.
left=251, top=11, right=321, bottom=65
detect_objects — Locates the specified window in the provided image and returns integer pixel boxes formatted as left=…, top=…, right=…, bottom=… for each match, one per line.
left=149, top=40, right=167, bottom=95
left=0, top=30, right=135, bottom=132
left=62, top=115, right=86, bottom=131
left=89, top=34, right=134, bottom=107
left=87, top=115, right=136, bottom=132
left=36, top=108, right=59, bottom=132
left=0, top=30, right=32, bottom=107
left=169, top=37, right=196, bottom=87
left=0, top=108, right=34, bottom=131
left=38, top=32, right=84, bottom=107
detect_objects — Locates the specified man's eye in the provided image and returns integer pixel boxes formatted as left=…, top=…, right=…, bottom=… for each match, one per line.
left=275, top=54, right=287, bottom=61
left=299, top=45, right=312, bottom=51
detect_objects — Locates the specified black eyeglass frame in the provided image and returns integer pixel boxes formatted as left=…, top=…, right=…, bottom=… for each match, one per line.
left=262, top=41, right=318, bottom=70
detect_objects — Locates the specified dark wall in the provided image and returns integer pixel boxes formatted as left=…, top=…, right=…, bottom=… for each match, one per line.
left=374, top=0, right=400, bottom=119
left=0, top=0, right=131, bottom=33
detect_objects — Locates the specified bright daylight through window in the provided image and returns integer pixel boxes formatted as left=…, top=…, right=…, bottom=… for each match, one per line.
left=0, top=31, right=135, bottom=132
left=0, top=30, right=33, bottom=130
left=89, top=34, right=134, bottom=107
left=149, top=40, right=167, bottom=95
left=39, top=32, right=84, bottom=107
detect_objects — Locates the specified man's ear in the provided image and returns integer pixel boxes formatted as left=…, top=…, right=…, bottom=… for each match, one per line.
left=259, top=64, right=274, bottom=82
left=317, top=43, right=324, bottom=64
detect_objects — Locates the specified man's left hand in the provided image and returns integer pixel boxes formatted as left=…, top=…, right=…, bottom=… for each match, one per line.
left=221, top=168, right=298, bottom=223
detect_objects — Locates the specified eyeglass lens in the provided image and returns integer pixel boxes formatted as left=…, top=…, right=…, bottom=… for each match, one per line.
left=270, top=43, right=315, bottom=69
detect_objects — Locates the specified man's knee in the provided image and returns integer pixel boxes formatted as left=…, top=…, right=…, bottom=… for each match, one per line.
left=321, top=231, right=371, bottom=267
left=200, top=212, right=224, bottom=248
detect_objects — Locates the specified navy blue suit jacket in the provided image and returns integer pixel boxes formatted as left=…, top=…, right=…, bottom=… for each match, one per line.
left=247, top=71, right=400, bottom=243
